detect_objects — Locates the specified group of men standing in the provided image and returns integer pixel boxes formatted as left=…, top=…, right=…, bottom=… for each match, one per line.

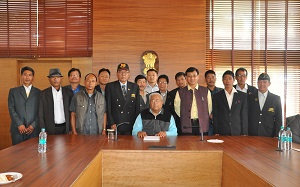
left=8, top=64, right=282, bottom=145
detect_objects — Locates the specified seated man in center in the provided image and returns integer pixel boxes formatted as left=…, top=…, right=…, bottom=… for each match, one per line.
left=132, top=93, right=177, bottom=138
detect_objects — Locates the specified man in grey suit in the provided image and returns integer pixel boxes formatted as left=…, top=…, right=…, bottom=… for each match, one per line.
left=8, top=66, right=41, bottom=145
left=39, top=68, right=73, bottom=135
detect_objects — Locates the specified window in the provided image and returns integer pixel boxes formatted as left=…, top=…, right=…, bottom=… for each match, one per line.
left=0, top=0, right=92, bottom=58
left=206, top=0, right=300, bottom=119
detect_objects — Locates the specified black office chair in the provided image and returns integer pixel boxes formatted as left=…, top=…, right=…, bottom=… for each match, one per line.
left=286, top=114, right=300, bottom=144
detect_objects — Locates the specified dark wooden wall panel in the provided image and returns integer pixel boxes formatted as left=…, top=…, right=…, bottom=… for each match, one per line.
left=93, top=0, right=206, bottom=89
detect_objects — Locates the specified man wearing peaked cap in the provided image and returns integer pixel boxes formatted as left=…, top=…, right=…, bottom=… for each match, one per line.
left=248, top=73, right=282, bottom=137
left=105, top=63, right=140, bottom=135
left=39, top=68, right=73, bottom=135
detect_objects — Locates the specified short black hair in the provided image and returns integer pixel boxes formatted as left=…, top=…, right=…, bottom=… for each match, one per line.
left=147, top=68, right=158, bottom=75
left=134, top=74, right=147, bottom=83
left=68, top=68, right=81, bottom=77
left=235, top=67, right=248, bottom=77
left=98, top=68, right=111, bottom=76
left=157, top=74, right=169, bottom=84
left=84, top=73, right=97, bottom=81
left=185, top=67, right=199, bottom=75
left=175, top=72, right=185, bottom=80
left=205, top=70, right=216, bottom=78
left=222, top=70, right=234, bottom=79
left=21, top=66, right=35, bottom=76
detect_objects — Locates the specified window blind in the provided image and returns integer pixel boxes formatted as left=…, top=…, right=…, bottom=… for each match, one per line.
left=206, top=0, right=300, bottom=119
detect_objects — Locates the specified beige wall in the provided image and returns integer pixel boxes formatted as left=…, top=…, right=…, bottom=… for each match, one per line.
left=0, top=0, right=206, bottom=149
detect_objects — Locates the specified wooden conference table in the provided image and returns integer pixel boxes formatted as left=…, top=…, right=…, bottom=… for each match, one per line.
left=0, top=135, right=299, bottom=187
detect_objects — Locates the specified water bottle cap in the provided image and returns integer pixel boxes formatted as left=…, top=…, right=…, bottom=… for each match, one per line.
left=41, top=128, right=45, bottom=132
left=287, top=127, right=290, bottom=130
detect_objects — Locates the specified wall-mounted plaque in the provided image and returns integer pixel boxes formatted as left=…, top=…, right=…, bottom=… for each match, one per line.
left=141, top=50, right=159, bottom=75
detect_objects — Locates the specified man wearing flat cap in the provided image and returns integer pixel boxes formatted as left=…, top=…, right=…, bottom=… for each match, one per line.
left=105, top=63, right=140, bottom=134
left=248, top=73, right=282, bottom=137
left=39, top=68, right=73, bottom=135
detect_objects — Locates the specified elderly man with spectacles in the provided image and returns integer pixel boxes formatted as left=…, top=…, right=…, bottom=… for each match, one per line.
left=132, top=93, right=177, bottom=138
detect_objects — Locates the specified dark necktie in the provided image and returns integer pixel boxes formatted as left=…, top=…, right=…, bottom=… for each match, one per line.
left=121, top=85, right=127, bottom=99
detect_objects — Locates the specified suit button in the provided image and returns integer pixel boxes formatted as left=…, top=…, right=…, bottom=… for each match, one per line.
left=119, top=105, right=121, bottom=107
left=121, top=111, right=123, bottom=114
left=260, top=113, right=262, bottom=116
left=229, top=114, right=231, bottom=116
left=259, top=121, right=261, bottom=124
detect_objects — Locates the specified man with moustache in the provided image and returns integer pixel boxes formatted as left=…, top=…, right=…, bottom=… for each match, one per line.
left=8, top=66, right=41, bottom=145
left=63, top=68, right=84, bottom=95
left=213, top=70, right=248, bottom=136
left=234, top=67, right=257, bottom=95
left=205, top=70, right=223, bottom=135
left=70, top=73, right=106, bottom=135
left=105, top=63, right=140, bottom=134
left=167, top=72, right=186, bottom=135
left=39, top=68, right=73, bottom=135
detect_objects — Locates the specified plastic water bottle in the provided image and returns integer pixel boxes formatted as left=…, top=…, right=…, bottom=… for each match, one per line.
left=280, top=129, right=286, bottom=151
left=277, top=126, right=284, bottom=150
left=38, top=128, right=47, bottom=153
left=286, top=127, right=293, bottom=151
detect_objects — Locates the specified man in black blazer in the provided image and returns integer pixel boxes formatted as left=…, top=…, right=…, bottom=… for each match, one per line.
left=39, top=68, right=73, bottom=135
left=168, top=72, right=186, bottom=135
left=213, top=70, right=248, bottom=136
left=105, top=63, right=140, bottom=134
left=8, top=66, right=41, bottom=145
left=248, top=73, right=282, bottom=137
left=234, top=67, right=257, bottom=95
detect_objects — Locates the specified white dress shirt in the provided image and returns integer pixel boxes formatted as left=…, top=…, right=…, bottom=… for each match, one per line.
left=52, top=86, right=65, bottom=124
left=224, top=87, right=238, bottom=109
left=258, top=90, right=268, bottom=110
left=236, top=84, right=248, bottom=93
left=23, top=84, right=32, bottom=97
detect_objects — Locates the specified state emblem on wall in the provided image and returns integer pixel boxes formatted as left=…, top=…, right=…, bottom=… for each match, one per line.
left=141, top=50, right=159, bottom=75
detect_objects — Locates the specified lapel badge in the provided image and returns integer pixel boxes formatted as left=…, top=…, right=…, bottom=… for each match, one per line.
left=255, top=98, right=258, bottom=101
left=131, top=94, right=135, bottom=98
left=268, top=108, right=274, bottom=112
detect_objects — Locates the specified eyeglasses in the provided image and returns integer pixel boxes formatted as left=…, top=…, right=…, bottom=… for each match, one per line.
left=237, top=74, right=247, bottom=78
left=158, top=81, right=168, bottom=84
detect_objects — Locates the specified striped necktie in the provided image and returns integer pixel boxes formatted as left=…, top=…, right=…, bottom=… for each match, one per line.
left=121, top=85, right=126, bottom=99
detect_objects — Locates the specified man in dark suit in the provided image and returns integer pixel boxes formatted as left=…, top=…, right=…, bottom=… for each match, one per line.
left=39, top=68, right=73, bottom=135
left=167, top=72, right=186, bottom=135
left=248, top=73, right=282, bottom=137
left=213, top=70, right=248, bottom=136
left=105, top=63, right=140, bottom=134
left=8, top=66, right=41, bottom=145
left=234, top=67, right=257, bottom=95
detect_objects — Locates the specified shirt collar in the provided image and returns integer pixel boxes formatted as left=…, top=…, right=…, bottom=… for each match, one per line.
left=52, top=86, right=62, bottom=92
left=150, top=108, right=163, bottom=115
left=23, top=84, right=32, bottom=90
left=258, top=90, right=268, bottom=97
left=119, top=81, right=127, bottom=87
left=225, top=87, right=238, bottom=95
left=187, top=84, right=199, bottom=90
left=236, top=83, right=248, bottom=91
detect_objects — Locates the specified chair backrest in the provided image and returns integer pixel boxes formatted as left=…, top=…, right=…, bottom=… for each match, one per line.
left=286, top=114, right=300, bottom=144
